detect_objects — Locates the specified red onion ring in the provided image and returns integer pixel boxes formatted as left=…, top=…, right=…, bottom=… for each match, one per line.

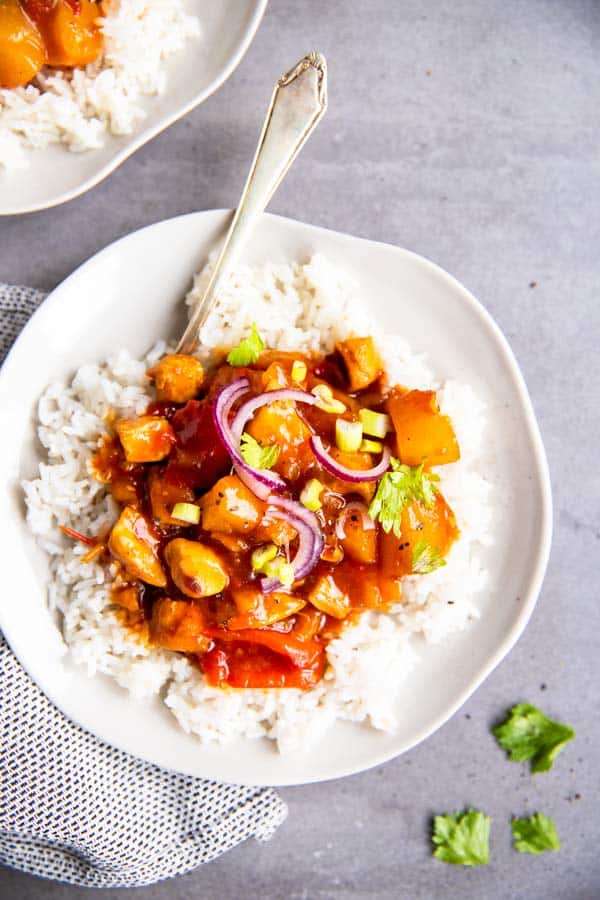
left=310, top=436, right=391, bottom=482
left=335, top=501, right=376, bottom=540
left=212, top=378, right=285, bottom=499
left=260, top=496, right=324, bottom=593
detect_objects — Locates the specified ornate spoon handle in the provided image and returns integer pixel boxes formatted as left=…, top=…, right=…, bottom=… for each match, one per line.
left=177, top=52, right=328, bottom=354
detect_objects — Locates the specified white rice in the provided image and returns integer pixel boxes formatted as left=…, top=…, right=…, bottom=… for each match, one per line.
left=0, top=0, right=200, bottom=170
left=23, top=254, right=493, bottom=753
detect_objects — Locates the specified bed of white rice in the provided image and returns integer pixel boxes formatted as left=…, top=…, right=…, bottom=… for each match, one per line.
left=0, top=0, right=200, bottom=170
left=23, top=254, right=493, bottom=754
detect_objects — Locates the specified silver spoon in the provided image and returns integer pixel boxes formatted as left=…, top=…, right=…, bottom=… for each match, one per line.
left=177, top=52, right=328, bottom=355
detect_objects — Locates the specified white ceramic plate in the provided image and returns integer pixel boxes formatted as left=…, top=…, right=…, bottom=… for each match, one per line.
left=0, top=1, right=267, bottom=216
left=0, top=210, right=552, bottom=785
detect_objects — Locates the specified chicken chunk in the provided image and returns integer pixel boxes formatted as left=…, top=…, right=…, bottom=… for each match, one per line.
left=336, top=336, right=383, bottom=392
left=200, top=474, right=265, bottom=535
left=164, top=538, right=229, bottom=599
left=379, top=490, right=459, bottom=578
left=227, top=586, right=306, bottom=630
left=147, top=354, right=205, bottom=404
left=108, top=506, right=166, bottom=587
left=307, top=572, right=351, bottom=619
left=149, top=597, right=211, bottom=653
left=116, top=415, right=174, bottom=463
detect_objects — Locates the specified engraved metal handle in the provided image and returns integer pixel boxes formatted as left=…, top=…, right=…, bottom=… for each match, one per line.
left=177, top=52, right=328, bottom=354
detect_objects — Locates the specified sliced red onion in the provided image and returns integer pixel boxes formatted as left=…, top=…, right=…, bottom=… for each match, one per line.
left=212, top=379, right=285, bottom=499
left=260, top=496, right=324, bottom=593
left=310, top=435, right=391, bottom=482
left=335, top=501, right=376, bottom=540
left=230, top=387, right=317, bottom=443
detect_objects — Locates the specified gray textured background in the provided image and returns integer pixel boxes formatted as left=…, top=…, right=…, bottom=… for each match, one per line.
left=1, top=0, right=599, bottom=897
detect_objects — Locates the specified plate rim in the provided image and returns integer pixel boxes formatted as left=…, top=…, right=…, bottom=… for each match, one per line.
left=0, top=1, right=268, bottom=217
left=0, top=209, right=553, bottom=785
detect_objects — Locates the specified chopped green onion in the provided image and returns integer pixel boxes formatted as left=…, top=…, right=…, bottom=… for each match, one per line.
left=359, top=437, right=383, bottom=454
left=335, top=418, right=363, bottom=452
left=251, top=543, right=278, bottom=572
left=311, top=384, right=346, bottom=414
left=263, top=558, right=295, bottom=586
left=171, top=502, right=201, bottom=524
left=277, top=562, right=295, bottom=586
left=300, top=478, right=324, bottom=511
left=359, top=408, right=391, bottom=438
left=291, top=360, right=307, bottom=383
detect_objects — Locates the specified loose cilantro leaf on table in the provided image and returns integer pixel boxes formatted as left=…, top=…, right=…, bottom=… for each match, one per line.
left=511, top=813, right=560, bottom=854
left=412, top=540, right=446, bottom=574
left=240, top=432, right=279, bottom=469
left=226, top=323, right=265, bottom=366
left=368, top=459, right=439, bottom=538
left=432, top=809, right=491, bottom=866
left=492, top=703, right=575, bottom=773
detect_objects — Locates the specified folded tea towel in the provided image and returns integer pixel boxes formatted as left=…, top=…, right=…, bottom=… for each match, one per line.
left=0, top=284, right=287, bottom=888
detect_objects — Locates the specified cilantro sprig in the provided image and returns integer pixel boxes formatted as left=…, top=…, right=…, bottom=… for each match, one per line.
left=511, top=813, right=560, bottom=854
left=432, top=809, right=491, bottom=866
left=492, top=703, right=575, bottom=773
left=412, top=540, right=446, bottom=574
left=240, top=432, right=279, bottom=470
left=368, top=459, right=439, bottom=538
left=226, top=323, right=265, bottom=366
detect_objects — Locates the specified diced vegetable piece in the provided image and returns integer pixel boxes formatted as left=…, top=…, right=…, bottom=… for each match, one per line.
left=149, top=597, right=211, bottom=653
left=116, top=415, right=175, bottom=463
left=291, top=360, right=307, bottom=382
left=201, top=627, right=324, bottom=689
left=147, top=354, right=205, bottom=403
left=200, top=474, right=265, bottom=535
left=251, top=544, right=278, bottom=572
left=336, top=337, right=383, bottom=392
left=108, top=506, right=166, bottom=587
left=322, top=448, right=378, bottom=502
left=32, top=0, right=103, bottom=67
left=359, top=437, right=383, bottom=453
left=148, top=468, right=195, bottom=525
left=387, top=388, right=460, bottom=466
left=307, top=573, right=351, bottom=619
left=227, top=586, right=306, bottom=629
left=335, top=418, right=363, bottom=452
left=254, top=515, right=298, bottom=547
left=339, top=511, right=377, bottom=564
left=300, top=478, right=324, bottom=511
left=0, top=2, right=46, bottom=88
left=379, top=491, right=459, bottom=578
left=311, top=383, right=346, bottom=414
left=359, top=408, right=391, bottom=438
left=164, top=538, right=229, bottom=599
left=247, top=402, right=313, bottom=482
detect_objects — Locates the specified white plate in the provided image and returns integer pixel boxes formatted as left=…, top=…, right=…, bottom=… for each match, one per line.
left=0, top=210, right=552, bottom=785
left=0, top=1, right=267, bottom=215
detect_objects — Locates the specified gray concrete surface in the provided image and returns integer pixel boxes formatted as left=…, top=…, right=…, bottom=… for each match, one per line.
left=1, top=0, right=599, bottom=897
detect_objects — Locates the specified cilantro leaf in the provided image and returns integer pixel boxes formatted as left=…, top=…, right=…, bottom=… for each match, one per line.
left=412, top=540, right=447, bottom=574
left=368, top=459, right=439, bottom=537
left=432, top=809, right=491, bottom=866
left=240, top=432, right=279, bottom=470
left=492, top=703, right=575, bottom=773
left=226, top=323, right=265, bottom=366
left=511, top=813, right=560, bottom=854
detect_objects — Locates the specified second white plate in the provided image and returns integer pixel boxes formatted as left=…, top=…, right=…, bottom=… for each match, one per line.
left=0, top=1, right=267, bottom=215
